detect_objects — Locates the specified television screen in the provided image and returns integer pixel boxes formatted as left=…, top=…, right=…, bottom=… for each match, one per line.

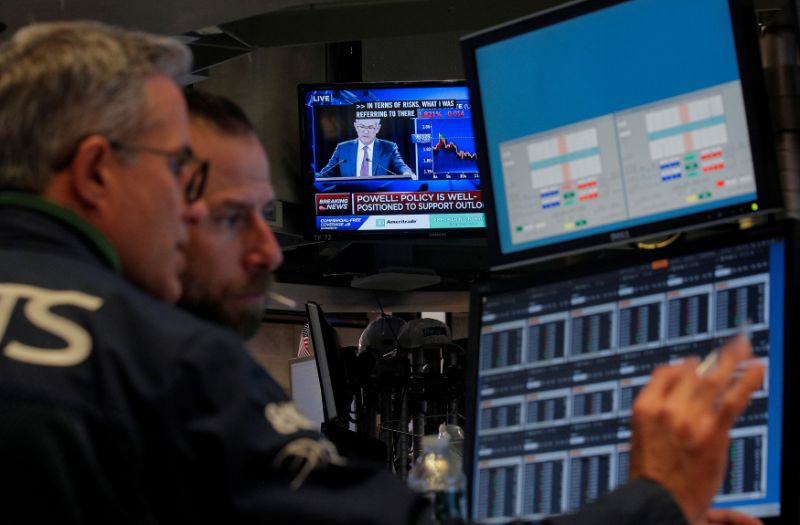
left=462, top=0, right=779, bottom=269
left=465, top=227, right=794, bottom=523
left=299, top=81, right=486, bottom=240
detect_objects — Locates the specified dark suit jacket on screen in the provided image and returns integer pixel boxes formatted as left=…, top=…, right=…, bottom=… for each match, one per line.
left=318, top=138, right=413, bottom=177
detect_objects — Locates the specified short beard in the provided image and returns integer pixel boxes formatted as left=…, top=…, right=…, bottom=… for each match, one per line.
left=178, top=293, right=263, bottom=340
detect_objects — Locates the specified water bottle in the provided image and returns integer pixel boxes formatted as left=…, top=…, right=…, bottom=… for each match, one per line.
left=437, top=423, right=464, bottom=459
left=407, top=435, right=467, bottom=525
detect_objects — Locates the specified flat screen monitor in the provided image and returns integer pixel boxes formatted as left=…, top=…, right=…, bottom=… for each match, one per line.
left=461, top=0, right=779, bottom=269
left=299, top=81, right=486, bottom=240
left=465, top=226, right=795, bottom=523
left=305, top=301, right=350, bottom=426
left=290, top=356, right=324, bottom=429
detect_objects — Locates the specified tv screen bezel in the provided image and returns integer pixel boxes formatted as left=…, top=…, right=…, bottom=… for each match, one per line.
left=460, top=0, right=781, bottom=271
left=298, top=79, right=488, bottom=242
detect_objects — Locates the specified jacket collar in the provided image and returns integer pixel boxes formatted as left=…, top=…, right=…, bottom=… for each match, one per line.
left=0, top=191, right=121, bottom=273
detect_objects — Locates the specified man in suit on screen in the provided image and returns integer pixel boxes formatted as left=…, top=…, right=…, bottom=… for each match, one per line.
left=318, top=117, right=415, bottom=178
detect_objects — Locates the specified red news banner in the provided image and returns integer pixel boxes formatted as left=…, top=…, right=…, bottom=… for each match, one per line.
left=316, top=191, right=483, bottom=216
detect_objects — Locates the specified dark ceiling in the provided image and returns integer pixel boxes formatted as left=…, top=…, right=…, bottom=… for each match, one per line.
left=0, top=1, right=570, bottom=76
left=0, top=0, right=338, bottom=38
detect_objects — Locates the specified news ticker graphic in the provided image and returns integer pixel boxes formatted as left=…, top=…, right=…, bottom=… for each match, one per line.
left=317, top=213, right=485, bottom=231
left=352, top=98, right=463, bottom=119
left=316, top=190, right=484, bottom=215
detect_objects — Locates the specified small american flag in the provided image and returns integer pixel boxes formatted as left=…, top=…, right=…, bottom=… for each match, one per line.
left=297, top=322, right=312, bottom=357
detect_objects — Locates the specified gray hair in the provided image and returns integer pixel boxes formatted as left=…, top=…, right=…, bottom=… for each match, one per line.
left=0, top=20, right=192, bottom=192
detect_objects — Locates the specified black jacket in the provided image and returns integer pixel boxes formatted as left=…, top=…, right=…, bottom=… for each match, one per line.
left=0, top=192, right=426, bottom=524
left=0, top=192, right=686, bottom=525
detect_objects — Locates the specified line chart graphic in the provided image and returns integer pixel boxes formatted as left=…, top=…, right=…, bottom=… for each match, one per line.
left=430, top=119, right=479, bottom=175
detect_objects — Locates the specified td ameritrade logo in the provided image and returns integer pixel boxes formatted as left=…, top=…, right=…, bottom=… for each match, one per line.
left=368, top=217, right=423, bottom=230
left=315, top=193, right=351, bottom=215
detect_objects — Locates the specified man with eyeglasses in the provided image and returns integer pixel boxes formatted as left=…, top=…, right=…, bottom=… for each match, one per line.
left=0, top=22, right=209, bottom=301
left=0, top=19, right=209, bottom=521
left=318, top=117, right=416, bottom=178
left=0, top=19, right=764, bottom=525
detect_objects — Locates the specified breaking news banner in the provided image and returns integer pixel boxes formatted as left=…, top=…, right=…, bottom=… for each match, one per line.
left=315, top=191, right=483, bottom=215
left=316, top=193, right=352, bottom=215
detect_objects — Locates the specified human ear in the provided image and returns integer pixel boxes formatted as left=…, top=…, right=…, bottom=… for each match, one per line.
left=67, top=135, right=115, bottom=206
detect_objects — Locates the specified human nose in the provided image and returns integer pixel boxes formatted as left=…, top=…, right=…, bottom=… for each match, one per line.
left=244, top=216, right=283, bottom=272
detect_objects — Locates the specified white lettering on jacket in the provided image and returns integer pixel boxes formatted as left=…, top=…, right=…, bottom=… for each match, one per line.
left=0, top=284, right=103, bottom=366
left=264, top=402, right=316, bottom=435
left=273, top=438, right=345, bottom=489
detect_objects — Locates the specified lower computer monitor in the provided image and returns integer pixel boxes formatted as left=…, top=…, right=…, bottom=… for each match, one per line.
left=305, top=301, right=351, bottom=427
left=465, top=226, right=795, bottom=523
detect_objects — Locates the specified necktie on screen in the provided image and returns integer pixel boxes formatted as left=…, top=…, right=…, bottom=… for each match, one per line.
left=360, top=145, right=369, bottom=177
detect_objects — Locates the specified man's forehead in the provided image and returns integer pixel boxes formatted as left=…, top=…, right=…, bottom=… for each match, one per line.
left=205, top=152, right=272, bottom=196
left=356, top=119, right=380, bottom=125
left=206, top=161, right=271, bottom=190
left=206, top=174, right=274, bottom=208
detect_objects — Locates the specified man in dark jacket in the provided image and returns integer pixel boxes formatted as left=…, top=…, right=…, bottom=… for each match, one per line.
left=0, top=20, right=763, bottom=525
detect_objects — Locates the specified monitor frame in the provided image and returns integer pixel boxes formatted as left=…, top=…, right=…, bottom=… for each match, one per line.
left=305, top=301, right=351, bottom=427
left=463, top=220, right=798, bottom=524
left=461, top=0, right=781, bottom=271
left=298, top=80, right=487, bottom=242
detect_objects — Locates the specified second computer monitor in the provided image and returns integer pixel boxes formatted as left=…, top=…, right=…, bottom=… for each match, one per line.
left=465, top=228, right=791, bottom=523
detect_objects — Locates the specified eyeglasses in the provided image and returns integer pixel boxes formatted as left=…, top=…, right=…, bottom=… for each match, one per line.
left=355, top=125, right=379, bottom=131
left=109, top=140, right=208, bottom=203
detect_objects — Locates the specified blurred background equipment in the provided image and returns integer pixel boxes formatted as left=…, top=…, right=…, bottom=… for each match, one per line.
left=306, top=303, right=467, bottom=478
